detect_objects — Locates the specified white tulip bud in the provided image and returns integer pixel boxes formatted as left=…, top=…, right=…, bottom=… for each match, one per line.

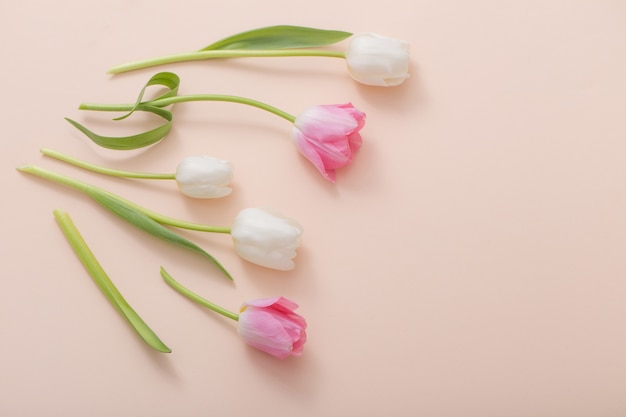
left=231, top=208, right=303, bottom=270
left=345, top=32, right=410, bottom=87
left=175, top=155, right=233, bottom=198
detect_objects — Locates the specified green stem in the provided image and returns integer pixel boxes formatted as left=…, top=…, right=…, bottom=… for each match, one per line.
left=41, top=148, right=176, bottom=180
left=152, top=95, right=295, bottom=122
left=54, top=209, right=171, bottom=353
left=17, top=165, right=231, bottom=234
left=160, top=267, right=239, bottom=321
left=79, top=94, right=296, bottom=123
left=108, top=49, right=346, bottom=74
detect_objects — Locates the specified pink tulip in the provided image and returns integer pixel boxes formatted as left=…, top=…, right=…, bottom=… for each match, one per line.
left=237, top=297, right=307, bottom=359
left=161, top=268, right=307, bottom=360
left=291, top=103, right=366, bottom=182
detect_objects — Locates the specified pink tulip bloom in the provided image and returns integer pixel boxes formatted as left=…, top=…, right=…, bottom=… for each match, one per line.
left=237, top=297, right=307, bottom=359
left=291, top=103, right=366, bottom=182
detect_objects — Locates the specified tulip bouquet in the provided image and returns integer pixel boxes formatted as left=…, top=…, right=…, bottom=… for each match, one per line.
left=107, top=25, right=410, bottom=87
left=19, top=23, right=410, bottom=359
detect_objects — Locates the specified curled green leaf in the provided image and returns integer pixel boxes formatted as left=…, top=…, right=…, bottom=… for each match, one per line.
left=66, top=71, right=301, bottom=150
left=115, top=72, right=180, bottom=121
left=66, top=72, right=180, bottom=150
left=201, top=25, right=353, bottom=51
left=54, top=209, right=171, bottom=353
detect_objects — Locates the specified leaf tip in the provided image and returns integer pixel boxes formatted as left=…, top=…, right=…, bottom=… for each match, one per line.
left=16, top=164, right=33, bottom=172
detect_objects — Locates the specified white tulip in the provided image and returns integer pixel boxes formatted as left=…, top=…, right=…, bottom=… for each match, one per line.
left=345, top=32, right=410, bottom=87
left=231, top=208, right=303, bottom=270
left=175, top=155, right=233, bottom=198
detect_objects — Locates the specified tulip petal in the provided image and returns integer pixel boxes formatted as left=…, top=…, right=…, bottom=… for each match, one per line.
left=238, top=310, right=295, bottom=359
left=245, top=296, right=299, bottom=311
left=292, top=129, right=337, bottom=182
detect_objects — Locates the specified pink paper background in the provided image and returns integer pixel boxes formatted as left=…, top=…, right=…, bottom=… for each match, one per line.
left=2, top=1, right=626, bottom=416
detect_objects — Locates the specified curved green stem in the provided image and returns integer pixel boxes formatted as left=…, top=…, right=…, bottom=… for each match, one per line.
left=17, top=165, right=231, bottom=234
left=160, top=267, right=239, bottom=321
left=41, top=148, right=176, bottom=180
left=79, top=94, right=296, bottom=123
left=151, top=95, right=296, bottom=122
left=108, top=49, right=346, bottom=74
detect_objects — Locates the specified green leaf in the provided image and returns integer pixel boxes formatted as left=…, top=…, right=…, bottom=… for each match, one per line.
left=67, top=72, right=180, bottom=150
left=86, top=189, right=233, bottom=280
left=53, top=209, right=171, bottom=353
left=201, top=25, right=352, bottom=51
left=65, top=116, right=172, bottom=150
left=115, top=72, right=180, bottom=121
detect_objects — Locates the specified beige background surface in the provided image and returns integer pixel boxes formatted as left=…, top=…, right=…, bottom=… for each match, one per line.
left=2, top=1, right=626, bottom=416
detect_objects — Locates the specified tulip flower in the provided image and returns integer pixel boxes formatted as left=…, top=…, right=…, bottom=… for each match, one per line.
left=161, top=267, right=307, bottom=359
left=67, top=72, right=366, bottom=181
left=238, top=297, right=307, bottom=359
left=105, top=25, right=410, bottom=87
left=230, top=207, right=303, bottom=271
left=175, top=155, right=233, bottom=198
left=292, top=103, right=365, bottom=182
left=344, top=32, right=410, bottom=87
left=39, top=148, right=234, bottom=199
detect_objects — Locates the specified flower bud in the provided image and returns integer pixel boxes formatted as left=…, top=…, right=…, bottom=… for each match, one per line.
left=231, top=207, right=303, bottom=270
left=237, top=297, right=307, bottom=359
left=175, top=155, right=233, bottom=198
left=345, top=32, right=410, bottom=87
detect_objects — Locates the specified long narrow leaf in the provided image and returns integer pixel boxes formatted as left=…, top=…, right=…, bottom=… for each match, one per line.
left=53, top=209, right=171, bottom=353
left=65, top=116, right=172, bottom=150
left=86, top=189, right=233, bottom=280
left=201, top=25, right=352, bottom=51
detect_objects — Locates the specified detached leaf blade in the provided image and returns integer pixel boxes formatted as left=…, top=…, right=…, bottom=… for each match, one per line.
left=86, top=189, right=233, bottom=280
left=53, top=209, right=171, bottom=353
left=201, top=25, right=352, bottom=51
